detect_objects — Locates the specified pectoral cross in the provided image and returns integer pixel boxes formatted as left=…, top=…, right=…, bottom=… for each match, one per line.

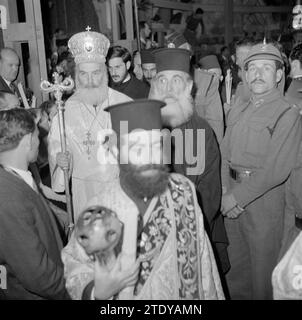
left=83, top=132, right=96, bottom=158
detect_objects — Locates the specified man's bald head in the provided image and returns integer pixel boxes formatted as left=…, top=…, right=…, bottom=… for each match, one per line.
left=0, top=48, right=19, bottom=59
left=0, top=47, right=20, bottom=82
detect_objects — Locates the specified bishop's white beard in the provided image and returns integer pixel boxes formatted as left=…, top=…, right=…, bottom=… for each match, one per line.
left=149, top=76, right=194, bottom=128
left=161, top=94, right=194, bottom=128
left=75, top=74, right=109, bottom=106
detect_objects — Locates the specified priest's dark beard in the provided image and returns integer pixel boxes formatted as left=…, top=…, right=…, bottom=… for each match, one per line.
left=119, top=163, right=170, bottom=200
left=110, top=71, right=129, bottom=87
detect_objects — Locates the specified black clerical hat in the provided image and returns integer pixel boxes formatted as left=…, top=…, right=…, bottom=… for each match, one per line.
left=154, top=48, right=191, bottom=74
left=104, top=99, right=165, bottom=135
left=141, top=49, right=156, bottom=64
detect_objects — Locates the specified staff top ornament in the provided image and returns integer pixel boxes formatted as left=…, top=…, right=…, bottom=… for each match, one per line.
left=40, top=72, right=74, bottom=105
left=68, top=26, right=110, bottom=64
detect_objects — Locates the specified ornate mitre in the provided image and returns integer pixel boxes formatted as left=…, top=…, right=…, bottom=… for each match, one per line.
left=68, top=26, right=110, bottom=64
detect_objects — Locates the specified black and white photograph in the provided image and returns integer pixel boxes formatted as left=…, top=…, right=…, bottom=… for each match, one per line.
left=0, top=0, right=301, bottom=312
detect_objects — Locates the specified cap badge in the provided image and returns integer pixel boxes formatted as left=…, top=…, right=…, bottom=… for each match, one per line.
left=167, top=42, right=176, bottom=48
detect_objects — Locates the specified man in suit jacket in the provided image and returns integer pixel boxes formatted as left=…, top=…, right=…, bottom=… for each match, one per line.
left=0, top=108, right=70, bottom=300
left=0, top=48, right=20, bottom=96
left=0, top=90, right=21, bottom=110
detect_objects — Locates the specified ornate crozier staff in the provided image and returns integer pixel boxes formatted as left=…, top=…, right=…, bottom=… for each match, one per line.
left=40, top=73, right=75, bottom=233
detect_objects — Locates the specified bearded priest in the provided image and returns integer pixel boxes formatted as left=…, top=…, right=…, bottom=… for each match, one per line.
left=48, top=28, right=132, bottom=221
left=62, top=99, right=225, bottom=300
left=149, top=48, right=230, bottom=278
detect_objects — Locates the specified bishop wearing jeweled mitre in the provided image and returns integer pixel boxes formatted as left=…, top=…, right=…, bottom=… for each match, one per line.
left=48, top=27, right=132, bottom=220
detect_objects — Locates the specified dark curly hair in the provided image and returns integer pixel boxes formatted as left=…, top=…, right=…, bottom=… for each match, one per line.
left=106, top=45, right=132, bottom=65
left=0, top=108, right=35, bottom=153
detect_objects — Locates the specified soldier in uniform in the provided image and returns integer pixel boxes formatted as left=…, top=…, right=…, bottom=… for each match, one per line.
left=221, top=43, right=302, bottom=300
left=226, top=40, right=286, bottom=121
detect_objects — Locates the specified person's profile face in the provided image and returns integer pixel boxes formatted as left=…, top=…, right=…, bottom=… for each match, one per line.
left=0, top=52, right=20, bottom=82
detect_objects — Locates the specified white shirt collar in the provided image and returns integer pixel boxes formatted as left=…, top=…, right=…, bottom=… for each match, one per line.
left=293, top=75, right=302, bottom=79
left=6, top=166, right=36, bottom=191
left=3, top=78, right=11, bottom=87
left=122, top=74, right=131, bottom=83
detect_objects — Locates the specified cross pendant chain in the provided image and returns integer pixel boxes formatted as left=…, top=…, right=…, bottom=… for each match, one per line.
left=80, top=101, right=105, bottom=133
left=83, top=132, right=96, bottom=158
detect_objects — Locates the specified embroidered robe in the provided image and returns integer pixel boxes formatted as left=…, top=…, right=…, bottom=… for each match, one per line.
left=61, top=173, right=224, bottom=300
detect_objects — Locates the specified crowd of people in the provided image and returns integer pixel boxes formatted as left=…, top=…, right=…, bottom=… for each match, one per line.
left=1, top=22, right=302, bottom=300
